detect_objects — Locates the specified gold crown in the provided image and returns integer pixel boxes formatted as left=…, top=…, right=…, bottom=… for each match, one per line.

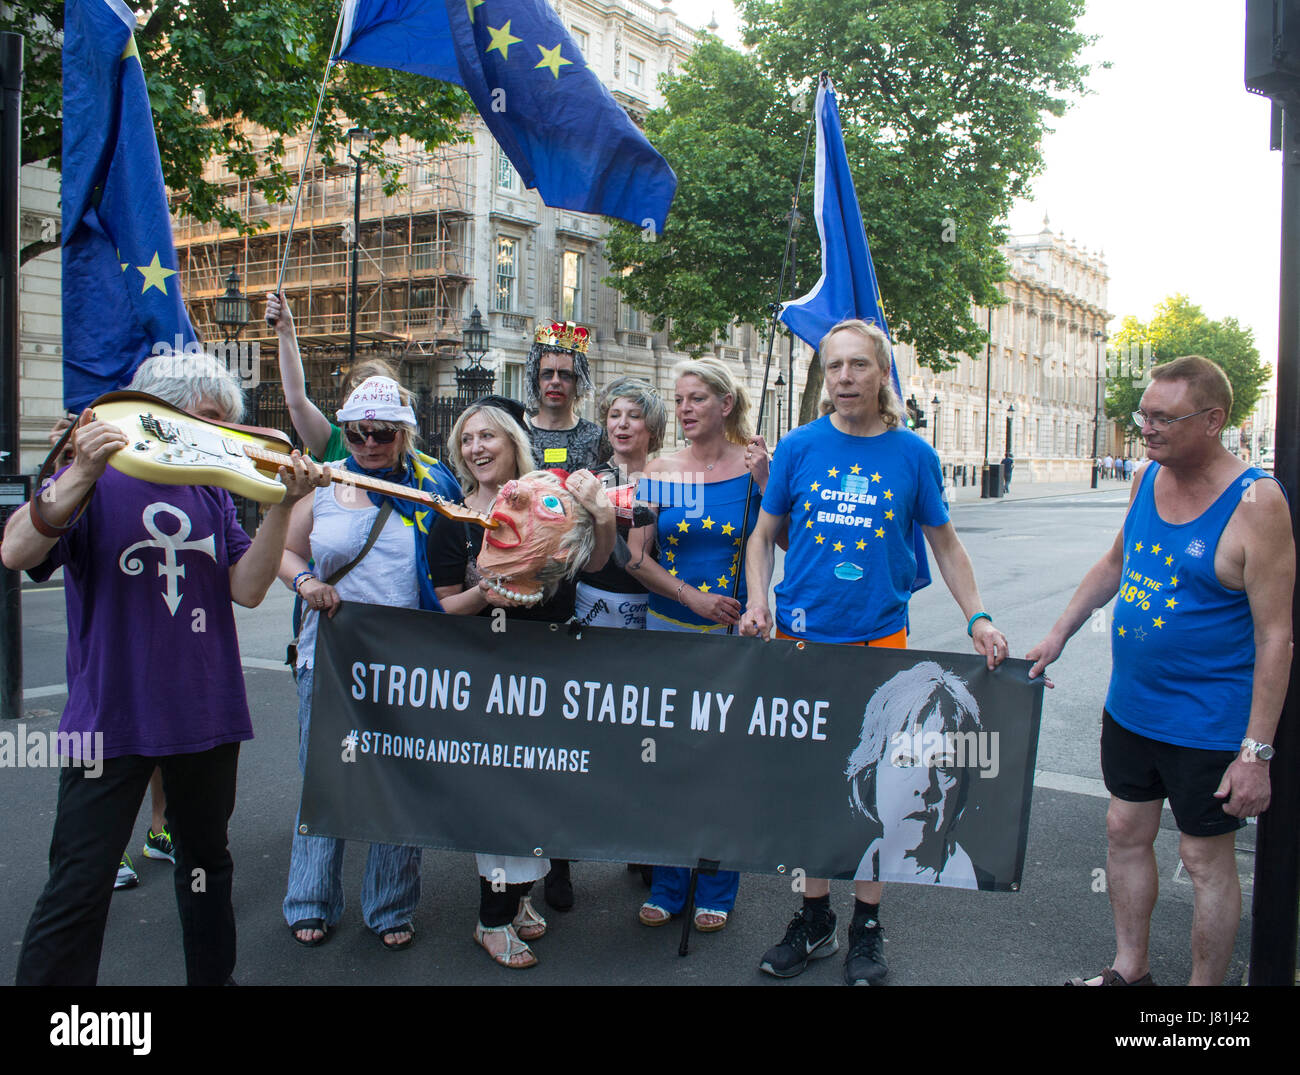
left=534, top=320, right=590, bottom=354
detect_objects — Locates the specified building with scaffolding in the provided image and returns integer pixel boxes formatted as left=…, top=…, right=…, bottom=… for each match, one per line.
left=166, top=0, right=806, bottom=449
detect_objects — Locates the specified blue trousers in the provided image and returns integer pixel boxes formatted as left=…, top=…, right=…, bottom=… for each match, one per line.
left=650, top=866, right=740, bottom=914
left=283, top=668, right=421, bottom=932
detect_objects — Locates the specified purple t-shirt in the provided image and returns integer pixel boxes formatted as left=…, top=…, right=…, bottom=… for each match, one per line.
left=29, top=467, right=254, bottom=759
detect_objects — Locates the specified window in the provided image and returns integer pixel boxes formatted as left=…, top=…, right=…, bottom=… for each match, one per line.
left=619, top=268, right=642, bottom=331
left=494, top=236, right=518, bottom=312
left=561, top=251, right=584, bottom=321
left=627, top=54, right=644, bottom=90
left=570, top=26, right=590, bottom=55
left=500, top=362, right=524, bottom=401
left=496, top=148, right=518, bottom=193
left=620, top=300, right=643, bottom=333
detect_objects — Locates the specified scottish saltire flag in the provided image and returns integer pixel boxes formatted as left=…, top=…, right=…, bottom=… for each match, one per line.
left=780, top=78, right=931, bottom=591
left=337, top=0, right=677, bottom=232
left=61, top=0, right=198, bottom=410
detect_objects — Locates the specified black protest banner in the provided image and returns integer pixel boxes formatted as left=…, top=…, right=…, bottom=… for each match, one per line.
left=300, top=603, right=1045, bottom=890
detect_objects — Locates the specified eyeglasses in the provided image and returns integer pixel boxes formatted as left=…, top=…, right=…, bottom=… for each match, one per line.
left=1131, top=407, right=1214, bottom=432
left=344, top=426, right=399, bottom=445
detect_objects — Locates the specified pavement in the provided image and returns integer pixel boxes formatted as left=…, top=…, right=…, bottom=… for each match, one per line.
left=0, top=478, right=1282, bottom=995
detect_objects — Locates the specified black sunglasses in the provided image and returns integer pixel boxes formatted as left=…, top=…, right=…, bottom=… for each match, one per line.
left=344, top=426, right=399, bottom=445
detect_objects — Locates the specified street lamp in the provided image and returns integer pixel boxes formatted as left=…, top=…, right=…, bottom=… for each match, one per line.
left=455, top=305, right=495, bottom=400
left=1091, top=330, right=1106, bottom=489
left=775, top=370, right=786, bottom=441
left=346, top=127, right=374, bottom=364
left=214, top=266, right=250, bottom=343
left=932, top=393, right=941, bottom=448
left=1005, top=402, right=1015, bottom=455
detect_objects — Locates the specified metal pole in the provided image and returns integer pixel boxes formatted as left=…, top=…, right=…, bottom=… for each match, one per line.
left=1250, top=94, right=1300, bottom=988
left=981, top=307, right=992, bottom=496
left=1091, top=330, right=1103, bottom=489
left=0, top=32, right=23, bottom=723
left=348, top=153, right=362, bottom=364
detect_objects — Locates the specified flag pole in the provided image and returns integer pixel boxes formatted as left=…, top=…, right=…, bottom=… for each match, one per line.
left=723, top=71, right=821, bottom=624
left=676, top=73, right=821, bottom=959
left=266, top=3, right=347, bottom=324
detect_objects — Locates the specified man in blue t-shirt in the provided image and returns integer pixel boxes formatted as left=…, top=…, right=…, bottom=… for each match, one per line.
left=1028, top=355, right=1292, bottom=987
left=739, top=319, right=1009, bottom=985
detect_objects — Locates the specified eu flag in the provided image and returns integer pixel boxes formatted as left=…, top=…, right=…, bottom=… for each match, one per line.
left=337, top=0, right=677, bottom=232
left=61, top=0, right=198, bottom=410
left=780, top=78, right=931, bottom=592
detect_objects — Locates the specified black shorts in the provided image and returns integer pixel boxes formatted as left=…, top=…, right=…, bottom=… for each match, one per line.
left=1100, top=711, right=1245, bottom=838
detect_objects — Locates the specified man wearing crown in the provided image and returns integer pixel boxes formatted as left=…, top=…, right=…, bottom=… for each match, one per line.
left=524, top=320, right=612, bottom=474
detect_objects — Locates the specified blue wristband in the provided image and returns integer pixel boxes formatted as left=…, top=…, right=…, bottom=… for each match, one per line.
left=967, top=611, right=992, bottom=637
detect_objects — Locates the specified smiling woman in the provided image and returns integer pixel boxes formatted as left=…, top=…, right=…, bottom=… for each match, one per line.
left=424, top=395, right=614, bottom=969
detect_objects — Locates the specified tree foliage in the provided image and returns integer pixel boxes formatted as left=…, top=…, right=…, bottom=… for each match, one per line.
left=9, top=0, right=471, bottom=264
left=605, top=0, right=1094, bottom=369
left=1106, top=295, right=1271, bottom=430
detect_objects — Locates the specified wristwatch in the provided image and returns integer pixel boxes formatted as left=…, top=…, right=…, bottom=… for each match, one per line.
left=1240, top=737, right=1275, bottom=762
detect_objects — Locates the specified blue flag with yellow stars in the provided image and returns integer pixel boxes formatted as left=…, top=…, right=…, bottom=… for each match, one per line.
left=780, top=77, right=930, bottom=593
left=337, top=0, right=677, bottom=232
left=61, top=0, right=198, bottom=410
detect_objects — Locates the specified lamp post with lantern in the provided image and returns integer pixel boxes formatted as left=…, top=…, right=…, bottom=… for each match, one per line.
left=455, top=305, right=494, bottom=401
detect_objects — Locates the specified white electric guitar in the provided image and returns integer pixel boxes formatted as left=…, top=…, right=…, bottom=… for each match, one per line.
left=90, top=391, right=496, bottom=528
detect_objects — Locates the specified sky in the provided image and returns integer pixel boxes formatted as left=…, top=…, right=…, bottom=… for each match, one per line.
left=668, top=0, right=1284, bottom=370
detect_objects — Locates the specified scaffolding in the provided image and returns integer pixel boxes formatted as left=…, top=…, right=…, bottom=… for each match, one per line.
left=171, top=128, right=477, bottom=391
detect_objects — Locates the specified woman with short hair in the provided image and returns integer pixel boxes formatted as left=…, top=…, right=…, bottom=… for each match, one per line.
left=575, top=377, right=667, bottom=629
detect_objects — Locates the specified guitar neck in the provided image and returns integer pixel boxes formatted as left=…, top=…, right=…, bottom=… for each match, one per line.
left=243, top=446, right=494, bottom=528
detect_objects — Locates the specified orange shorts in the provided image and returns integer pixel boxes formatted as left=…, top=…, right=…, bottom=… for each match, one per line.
left=775, top=625, right=907, bottom=649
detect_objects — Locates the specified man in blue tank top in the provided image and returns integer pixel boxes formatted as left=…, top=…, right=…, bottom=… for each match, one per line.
left=740, top=319, right=1010, bottom=985
left=1028, top=355, right=1292, bottom=986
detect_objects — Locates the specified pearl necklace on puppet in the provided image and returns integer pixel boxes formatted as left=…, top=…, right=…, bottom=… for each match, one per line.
left=482, top=576, right=545, bottom=606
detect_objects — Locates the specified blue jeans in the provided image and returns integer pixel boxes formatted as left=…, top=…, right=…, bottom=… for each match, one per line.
left=649, top=866, right=740, bottom=914
left=283, top=667, right=421, bottom=932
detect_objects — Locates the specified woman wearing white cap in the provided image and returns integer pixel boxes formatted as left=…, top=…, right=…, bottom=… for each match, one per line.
left=276, top=376, right=461, bottom=951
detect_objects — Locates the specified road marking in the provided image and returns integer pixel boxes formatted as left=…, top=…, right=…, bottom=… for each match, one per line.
left=241, top=657, right=290, bottom=672
left=1033, top=768, right=1172, bottom=811
left=22, top=684, right=68, bottom=700
left=23, top=656, right=289, bottom=698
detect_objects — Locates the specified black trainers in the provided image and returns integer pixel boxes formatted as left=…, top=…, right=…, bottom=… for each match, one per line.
left=759, top=907, right=838, bottom=978
left=843, top=917, right=888, bottom=985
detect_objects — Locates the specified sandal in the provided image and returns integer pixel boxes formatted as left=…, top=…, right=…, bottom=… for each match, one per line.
left=379, top=923, right=415, bottom=951
left=289, top=918, right=329, bottom=947
left=512, top=896, right=547, bottom=942
left=1066, top=967, right=1155, bottom=986
left=694, top=908, right=729, bottom=933
left=638, top=901, right=673, bottom=927
left=474, top=921, right=537, bottom=969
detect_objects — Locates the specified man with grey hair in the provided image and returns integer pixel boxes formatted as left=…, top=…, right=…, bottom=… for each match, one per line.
left=1028, top=354, right=1292, bottom=986
left=3, top=352, right=327, bottom=985
left=740, top=318, right=1008, bottom=985
left=524, top=319, right=611, bottom=472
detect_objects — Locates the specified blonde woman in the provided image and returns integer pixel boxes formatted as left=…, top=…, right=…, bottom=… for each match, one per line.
left=624, top=358, right=770, bottom=931
left=428, top=395, right=614, bottom=967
